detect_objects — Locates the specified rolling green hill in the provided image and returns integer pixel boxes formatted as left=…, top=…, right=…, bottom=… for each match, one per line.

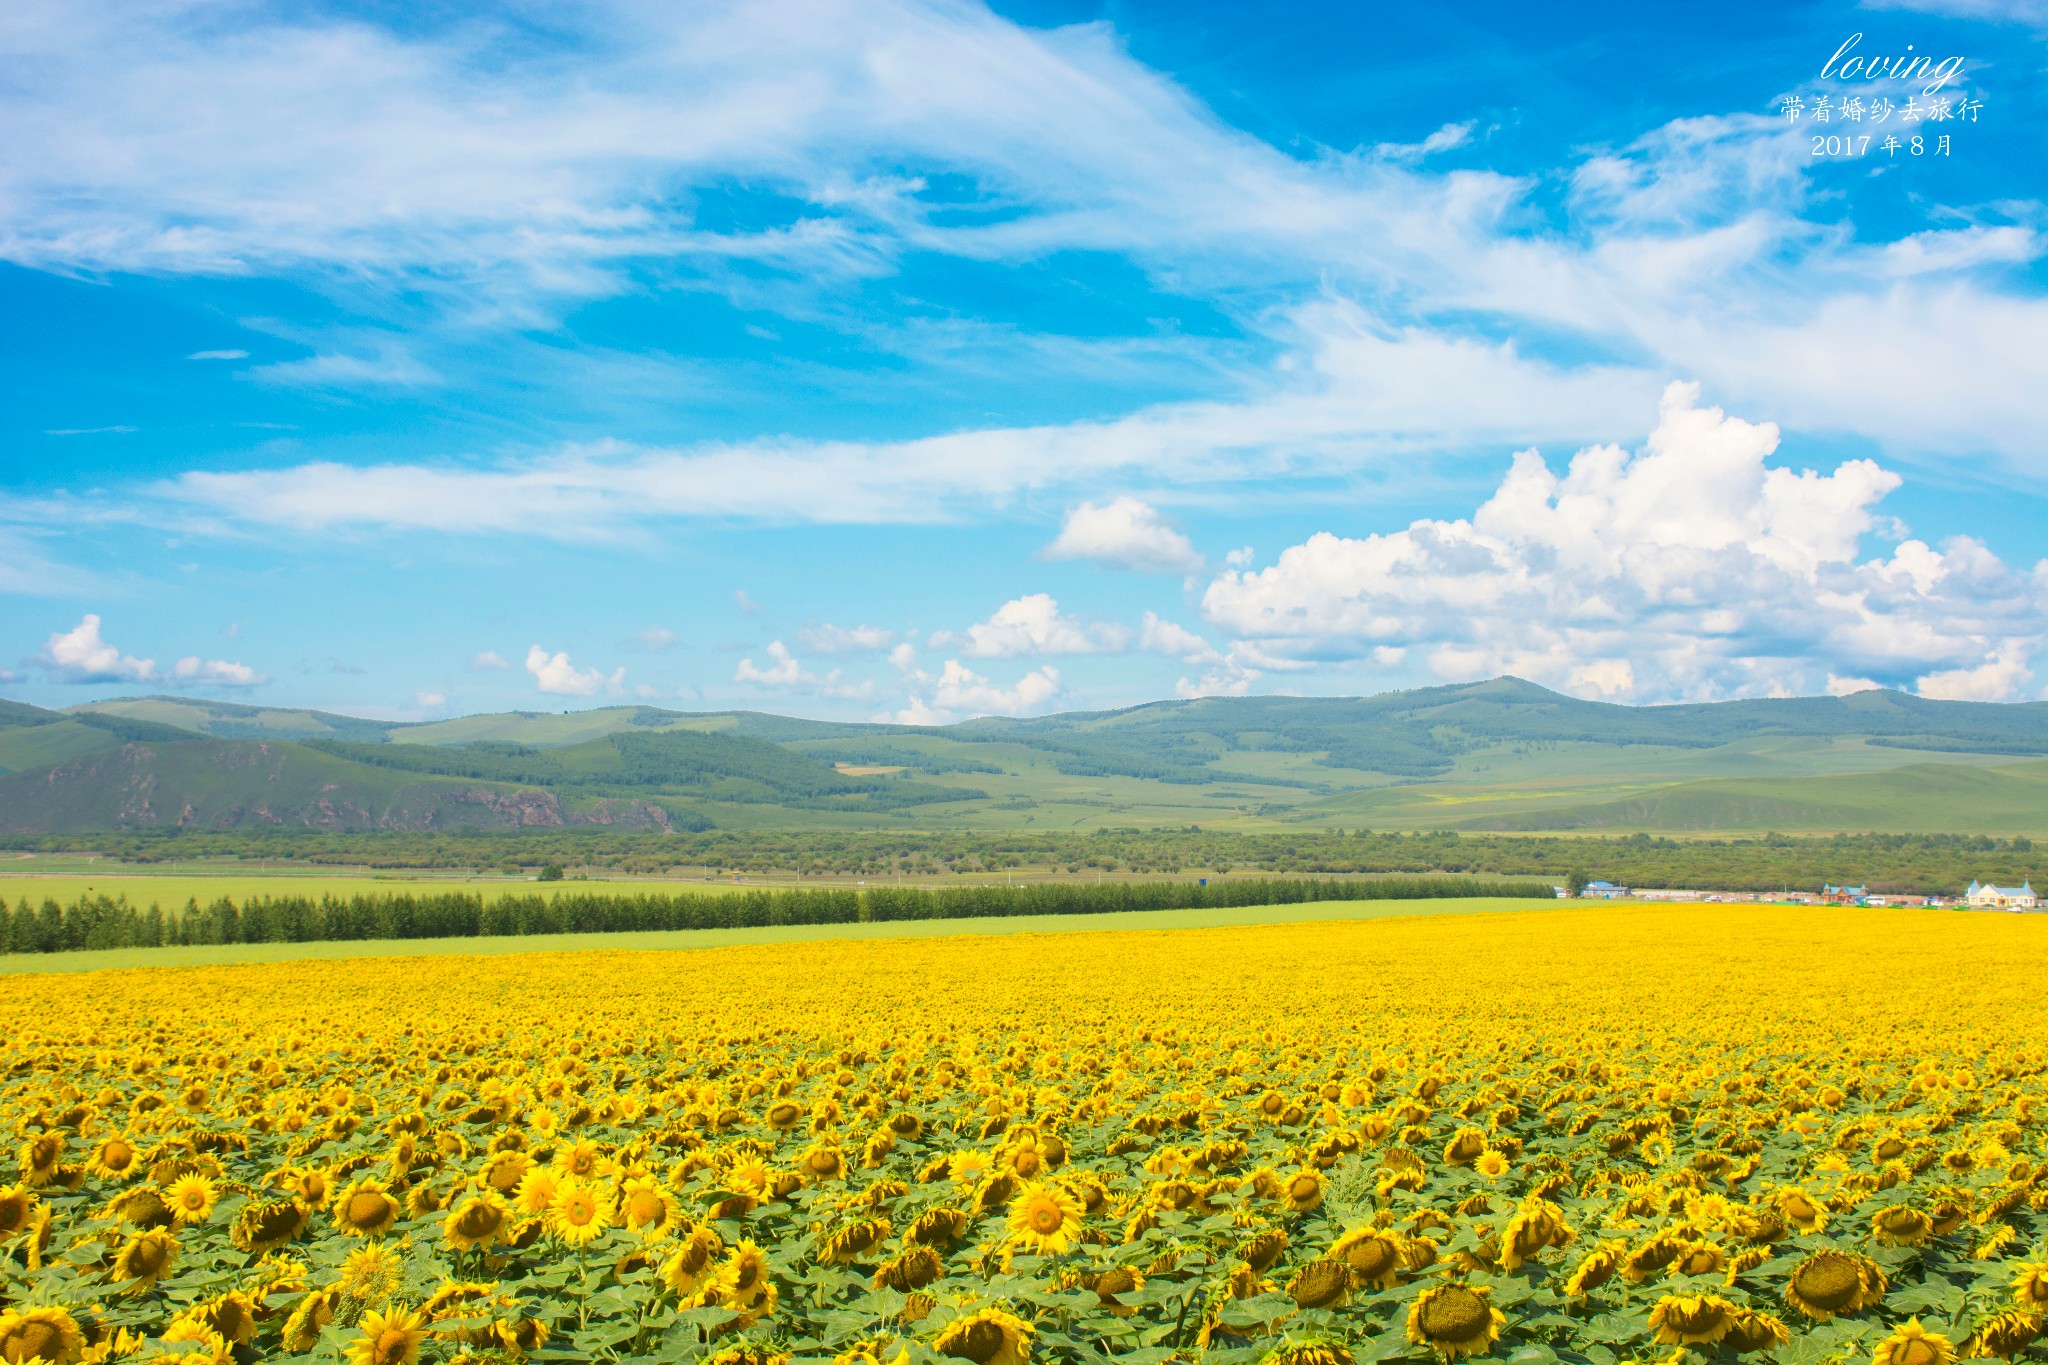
left=8, top=678, right=2042, bottom=836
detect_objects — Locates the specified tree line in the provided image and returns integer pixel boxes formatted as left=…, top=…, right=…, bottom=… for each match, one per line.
left=3, top=827, right=2034, bottom=894
left=0, top=875, right=1552, bottom=956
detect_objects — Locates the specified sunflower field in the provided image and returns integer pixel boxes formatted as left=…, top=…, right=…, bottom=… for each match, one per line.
left=2, top=902, right=2046, bottom=1365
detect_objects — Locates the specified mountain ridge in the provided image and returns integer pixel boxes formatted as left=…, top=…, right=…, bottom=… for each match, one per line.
left=0, top=678, right=2040, bottom=836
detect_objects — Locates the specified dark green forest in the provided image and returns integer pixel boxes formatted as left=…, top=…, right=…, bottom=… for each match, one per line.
left=0, top=875, right=1551, bottom=955
left=6, top=827, right=2034, bottom=895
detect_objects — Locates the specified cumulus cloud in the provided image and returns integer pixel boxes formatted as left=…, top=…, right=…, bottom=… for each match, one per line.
left=797, top=622, right=898, bottom=654
left=525, top=644, right=622, bottom=697
left=172, top=656, right=267, bottom=688
left=472, top=650, right=510, bottom=670
left=1043, top=497, right=1203, bottom=574
left=956, top=594, right=1130, bottom=658
left=733, top=640, right=873, bottom=698
left=1200, top=383, right=2048, bottom=702
left=890, top=660, right=1062, bottom=723
left=734, top=640, right=805, bottom=687
left=36, top=615, right=155, bottom=684
left=1138, top=612, right=1220, bottom=664
left=414, top=689, right=447, bottom=708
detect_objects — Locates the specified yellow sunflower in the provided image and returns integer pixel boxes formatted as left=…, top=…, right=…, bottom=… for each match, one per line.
left=163, top=1173, right=218, bottom=1225
left=1872, top=1204, right=1935, bottom=1246
left=1722, top=1308, right=1792, bottom=1354
left=442, top=1191, right=513, bottom=1252
left=1873, top=1318, right=1957, bottom=1365
left=283, top=1289, right=342, bottom=1352
left=1406, top=1284, right=1506, bottom=1360
left=344, top=1307, right=428, bottom=1365
left=230, top=1196, right=308, bottom=1254
left=0, top=1184, right=39, bottom=1239
left=662, top=1225, right=726, bottom=1300
left=332, top=1178, right=402, bottom=1237
left=1648, top=1294, right=1738, bottom=1346
left=1287, top=1260, right=1352, bottom=1310
left=338, top=1242, right=405, bottom=1305
left=1784, top=1249, right=1885, bottom=1322
left=874, top=1245, right=944, bottom=1293
left=111, top=1228, right=180, bottom=1289
left=0, top=1306, right=85, bottom=1365
left=1004, top=1182, right=1081, bottom=1256
left=1963, top=1309, right=2042, bottom=1360
left=86, top=1136, right=139, bottom=1182
left=2012, top=1262, right=2048, bottom=1312
left=933, top=1307, right=1034, bottom=1365
left=17, top=1133, right=64, bottom=1187
left=513, top=1165, right=562, bottom=1219
left=547, top=1176, right=614, bottom=1246
left=1773, top=1186, right=1828, bottom=1234
left=1281, top=1169, right=1325, bottom=1213
left=1330, top=1227, right=1405, bottom=1289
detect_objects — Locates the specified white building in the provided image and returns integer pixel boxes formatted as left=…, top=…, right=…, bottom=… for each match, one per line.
left=1964, top=879, right=2039, bottom=910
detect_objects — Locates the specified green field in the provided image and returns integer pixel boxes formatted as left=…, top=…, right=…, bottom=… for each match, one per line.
left=0, top=870, right=756, bottom=907
left=0, top=896, right=1557, bottom=974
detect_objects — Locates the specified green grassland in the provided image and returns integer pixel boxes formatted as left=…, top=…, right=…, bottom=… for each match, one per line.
left=0, top=895, right=1560, bottom=974
left=7, top=678, right=2044, bottom=837
left=0, top=871, right=748, bottom=906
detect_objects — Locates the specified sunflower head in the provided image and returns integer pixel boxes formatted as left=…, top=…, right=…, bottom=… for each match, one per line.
left=1784, top=1249, right=1884, bottom=1322
left=113, top=1227, right=181, bottom=1288
left=933, top=1307, right=1034, bottom=1365
left=1873, top=1318, right=1958, bottom=1365
left=1964, top=1309, right=2043, bottom=1360
left=333, top=1179, right=402, bottom=1238
left=1004, top=1182, right=1080, bottom=1255
left=1648, top=1294, right=1737, bottom=1346
left=0, top=1306, right=85, bottom=1365
left=1281, top=1169, right=1325, bottom=1213
left=1287, top=1260, right=1351, bottom=1311
left=1406, top=1283, right=1506, bottom=1360
left=345, top=1307, right=429, bottom=1365
left=1330, top=1227, right=1404, bottom=1289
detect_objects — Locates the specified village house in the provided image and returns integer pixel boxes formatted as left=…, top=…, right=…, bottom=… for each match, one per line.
left=1963, top=879, right=2039, bottom=910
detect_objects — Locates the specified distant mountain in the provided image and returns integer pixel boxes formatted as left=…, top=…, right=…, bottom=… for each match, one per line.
left=3, top=678, right=2042, bottom=836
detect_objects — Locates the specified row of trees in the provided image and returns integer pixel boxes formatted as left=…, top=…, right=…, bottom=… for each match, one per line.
left=0, top=875, right=1552, bottom=956
left=5, top=827, right=2034, bottom=892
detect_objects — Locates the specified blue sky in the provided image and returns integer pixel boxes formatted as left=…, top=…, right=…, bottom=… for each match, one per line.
left=4, top=0, right=2045, bottom=721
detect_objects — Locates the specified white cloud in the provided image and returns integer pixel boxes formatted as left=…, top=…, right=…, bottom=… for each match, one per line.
left=415, top=689, right=447, bottom=708
left=1825, top=674, right=1882, bottom=696
left=1138, top=612, right=1220, bottom=664
left=472, top=650, right=510, bottom=670
left=1915, top=650, right=2032, bottom=702
left=44, top=425, right=136, bottom=436
left=1043, top=497, right=1203, bottom=574
left=525, top=644, right=622, bottom=697
left=0, top=1, right=2036, bottom=555
left=958, top=593, right=1131, bottom=658
left=733, top=589, right=760, bottom=616
left=733, top=640, right=873, bottom=698
left=636, top=627, right=679, bottom=650
left=734, top=640, right=805, bottom=687
left=895, top=659, right=1061, bottom=723
left=1374, top=120, right=1474, bottom=163
left=36, top=614, right=155, bottom=684
left=172, top=656, right=268, bottom=688
left=797, top=622, right=898, bottom=654
left=1200, top=383, right=2048, bottom=701
left=186, top=348, right=248, bottom=360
